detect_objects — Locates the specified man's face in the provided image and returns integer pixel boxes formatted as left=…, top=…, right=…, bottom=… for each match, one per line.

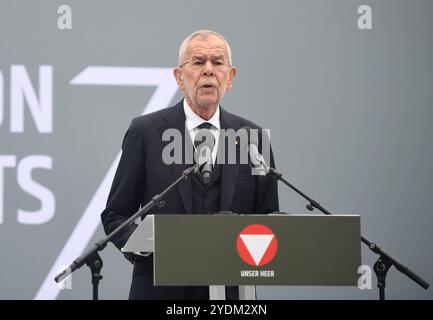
left=174, top=35, right=237, bottom=111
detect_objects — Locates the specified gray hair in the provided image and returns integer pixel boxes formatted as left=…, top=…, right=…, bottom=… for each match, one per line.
left=178, top=29, right=232, bottom=66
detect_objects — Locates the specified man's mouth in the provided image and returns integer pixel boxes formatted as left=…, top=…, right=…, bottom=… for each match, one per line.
left=201, top=84, right=216, bottom=89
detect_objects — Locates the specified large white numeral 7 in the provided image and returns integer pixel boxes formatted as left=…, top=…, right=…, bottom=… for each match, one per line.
left=35, top=67, right=178, bottom=299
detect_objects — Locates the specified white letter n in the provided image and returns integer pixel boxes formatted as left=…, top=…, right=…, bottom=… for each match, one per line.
left=10, top=65, right=53, bottom=133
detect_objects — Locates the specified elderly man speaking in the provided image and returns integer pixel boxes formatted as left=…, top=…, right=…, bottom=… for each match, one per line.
left=101, top=30, right=279, bottom=300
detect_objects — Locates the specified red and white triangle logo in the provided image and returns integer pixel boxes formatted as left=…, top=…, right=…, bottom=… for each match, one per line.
left=237, top=224, right=278, bottom=266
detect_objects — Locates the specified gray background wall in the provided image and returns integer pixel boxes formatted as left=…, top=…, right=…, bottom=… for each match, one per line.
left=0, top=0, right=432, bottom=299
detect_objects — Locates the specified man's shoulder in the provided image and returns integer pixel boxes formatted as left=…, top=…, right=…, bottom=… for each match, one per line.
left=128, top=102, right=264, bottom=130
left=131, top=105, right=179, bottom=125
left=221, top=108, right=263, bottom=130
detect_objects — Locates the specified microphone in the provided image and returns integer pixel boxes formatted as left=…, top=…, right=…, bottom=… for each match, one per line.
left=194, top=129, right=215, bottom=184
left=238, top=126, right=268, bottom=176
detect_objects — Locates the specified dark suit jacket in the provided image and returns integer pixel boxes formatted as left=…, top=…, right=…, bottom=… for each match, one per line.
left=101, top=100, right=279, bottom=299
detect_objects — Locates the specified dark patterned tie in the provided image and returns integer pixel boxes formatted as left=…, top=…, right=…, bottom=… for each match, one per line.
left=197, top=122, right=213, bottom=130
left=193, top=122, right=214, bottom=175
left=194, top=122, right=214, bottom=149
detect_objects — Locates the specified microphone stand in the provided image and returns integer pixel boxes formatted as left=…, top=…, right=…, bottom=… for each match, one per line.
left=54, top=164, right=199, bottom=300
left=259, top=160, right=430, bottom=299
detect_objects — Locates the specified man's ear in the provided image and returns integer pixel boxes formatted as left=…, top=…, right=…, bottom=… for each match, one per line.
left=173, top=67, right=184, bottom=91
left=227, top=66, right=237, bottom=90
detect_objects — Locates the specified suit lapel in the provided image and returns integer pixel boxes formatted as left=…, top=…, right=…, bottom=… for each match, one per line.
left=159, top=102, right=242, bottom=213
left=219, top=107, right=241, bottom=212
left=159, top=101, right=193, bottom=213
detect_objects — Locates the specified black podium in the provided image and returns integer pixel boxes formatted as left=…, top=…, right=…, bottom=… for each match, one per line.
left=122, top=213, right=361, bottom=300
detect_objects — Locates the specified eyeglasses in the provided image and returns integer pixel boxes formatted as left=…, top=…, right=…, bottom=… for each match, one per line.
left=179, top=58, right=231, bottom=71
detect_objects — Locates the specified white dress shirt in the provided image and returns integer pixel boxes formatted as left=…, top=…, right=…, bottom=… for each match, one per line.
left=183, top=99, right=220, bottom=165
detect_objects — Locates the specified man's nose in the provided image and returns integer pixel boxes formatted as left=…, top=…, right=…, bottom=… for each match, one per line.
left=202, top=61, right=215, bottom=76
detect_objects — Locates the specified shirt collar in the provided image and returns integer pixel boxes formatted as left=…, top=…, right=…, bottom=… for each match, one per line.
left=183, top=99, right=221, bottom=131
